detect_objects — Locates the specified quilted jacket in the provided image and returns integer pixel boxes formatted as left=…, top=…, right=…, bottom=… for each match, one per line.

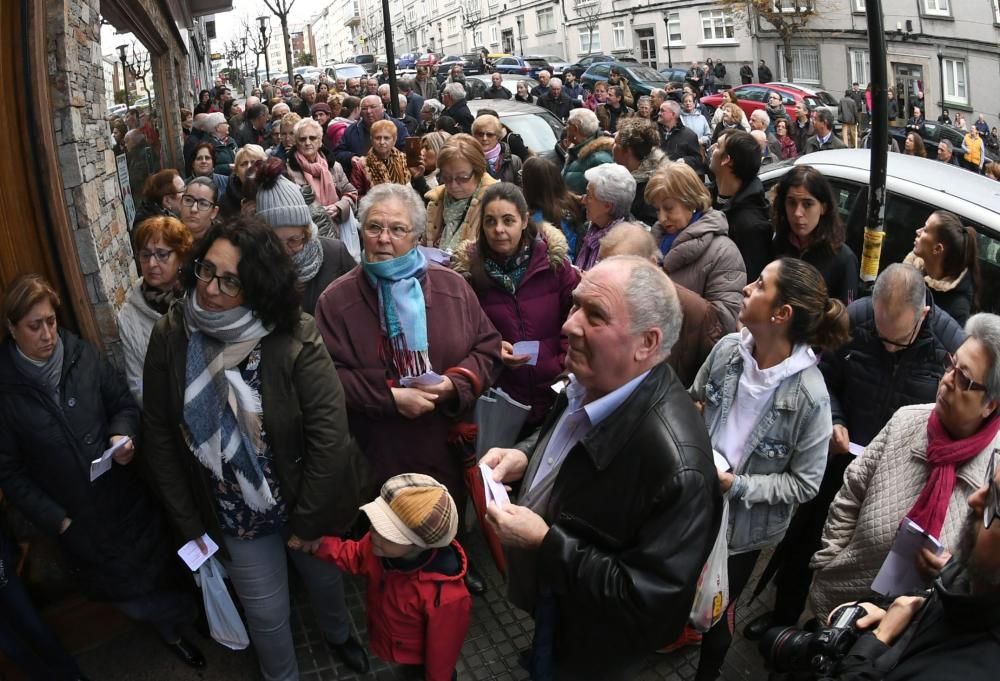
left=808, top=403, right=995, bottom=621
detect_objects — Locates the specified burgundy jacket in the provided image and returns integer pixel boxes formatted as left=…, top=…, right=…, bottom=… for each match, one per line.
left=452, top=223, right=579, bottom=426
left=315, top=263, right=502, bottom=500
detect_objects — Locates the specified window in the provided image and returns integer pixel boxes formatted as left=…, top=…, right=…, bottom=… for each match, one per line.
left=474, top=29, right=484, bottom=46
left=849, top=49, right=870, bottom=88
left=700, top=10, right=735, bottom=42
left=942, top=57, right=968, bottom=105
left=777, top=46, right=820, bottom=84
left=612, top=21, right=626, bottom=50
left=665, top=11, right=681, bottom=43
left=922, top=0, right=950, bottom=15
left=852, top=0, right=865, bottom=11
left=447, top=16, right=457, bottom=35
left=994, top=0, right=1000, bottom=23
left=490, top=25, right=499, bottom=44
left=579, top=26, right=601, bottom=52
left=537, top=8, right=554, bottom=33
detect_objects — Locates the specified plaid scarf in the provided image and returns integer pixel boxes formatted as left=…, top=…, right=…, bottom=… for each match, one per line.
left=483, top=238, right=533, bottom=295
left=364, top=147, right=411, bottom=187
left=182, top=295, right=275, bottom=512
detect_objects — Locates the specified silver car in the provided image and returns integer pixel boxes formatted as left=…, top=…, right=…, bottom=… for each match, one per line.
left=466, top=99, right=564, bottom=164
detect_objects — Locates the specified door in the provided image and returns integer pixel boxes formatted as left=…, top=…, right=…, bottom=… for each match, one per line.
left=635, top=28, right=656, bottom=69
left=502, top=29, right=514, bottom=55
left=892, top=63, right=924, bottom=122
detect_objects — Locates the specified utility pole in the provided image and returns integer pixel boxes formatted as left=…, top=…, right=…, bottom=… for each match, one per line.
left=258, top=16, right=272, bottom=83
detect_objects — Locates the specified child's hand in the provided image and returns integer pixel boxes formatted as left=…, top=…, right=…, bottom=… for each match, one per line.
left=287, top=534, right=322, bottom=553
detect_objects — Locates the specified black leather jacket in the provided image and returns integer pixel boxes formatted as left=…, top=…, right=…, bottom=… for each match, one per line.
left=509, top=361, right=722, bottom=680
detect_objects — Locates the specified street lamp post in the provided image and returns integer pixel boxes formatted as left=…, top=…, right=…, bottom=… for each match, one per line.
left=258, top=16, right=271, bottom=83
left=516, top=16, right=525, bottom=55
left=662, top=14, right=672, bottom=68
left=116, top=44, right=131, bottom=108
left=241, top=38, right=248, bottom=91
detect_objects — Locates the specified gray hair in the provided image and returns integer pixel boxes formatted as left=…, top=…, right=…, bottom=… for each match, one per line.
left=662, top=100, right=681, bottom=116
left=548, top=77, right=563, bottom=89
left=939, top=139, right=954, bottom=153
left=637, top=95, right=652, bottom=108
left=271, top=102, right=290, bottom=117
left=750, top=109, right=770, bottom=126
left=204, top=112, right=227, bottom=131
left=292, top=117, right=323, bottom=138
left=422, top=98, right=445, bottom=115
left=358, top=184, right=427, bottom=237
left=397, top=93, right=407, bottom=109
left=378, top=84, right=390, bottom=96
left=605, top=255, right=682, bottom=359
left=538, top=70, right=551, bottom=79
left=584, top=164, right=636, bottom=219
left=872, top=263, right=926, bottom=315
left=567, top=107, right=599, bottom=137
left=443, top=82, right=467, bottom=101
left=965, top=313, right=1000, bottom=402
left=300, top=84, right=316, bottom=97
left=649, top=88, right=666, bottom=100
left=813, top=108, right=835, bottom=128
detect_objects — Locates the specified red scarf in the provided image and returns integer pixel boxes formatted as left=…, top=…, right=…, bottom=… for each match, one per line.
left=907, top=409, right=1000, bottom=537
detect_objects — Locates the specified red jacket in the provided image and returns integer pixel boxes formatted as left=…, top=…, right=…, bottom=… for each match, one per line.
left=314, top=533, right=471, bottom=681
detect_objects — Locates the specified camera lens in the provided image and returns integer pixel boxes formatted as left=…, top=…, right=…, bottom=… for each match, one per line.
left=759, top=626, right=816, bottom=673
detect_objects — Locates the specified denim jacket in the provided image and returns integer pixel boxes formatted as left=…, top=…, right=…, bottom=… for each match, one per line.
left=689, top=333, right=831, bottom=554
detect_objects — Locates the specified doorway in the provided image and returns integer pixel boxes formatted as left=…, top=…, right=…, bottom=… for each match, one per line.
left=892, top=62, right=924, bottom=121
left=635, top=27, right=656, bottom=68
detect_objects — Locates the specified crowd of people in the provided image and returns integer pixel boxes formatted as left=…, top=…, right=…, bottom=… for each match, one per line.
left=2, top=68, right=1000, bottom=681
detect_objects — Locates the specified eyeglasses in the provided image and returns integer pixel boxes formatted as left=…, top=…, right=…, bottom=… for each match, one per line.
left=193, top=259, right=242, bottom=297
left=362, top=223, right=413, bottom=240
left=181, top=195, right=215, bottom=211
left=298, top=135, right=320, bottom=143
left=440, top=171, right=476, bottom=185
left=985, top=449, right=1000, bottom=529
left=875, top=315, right=922, bottom=350
left=138, top=248, right=174, bottom=264
left=474, top=131, right=498, bottom=139
left=944, top=353, right=988, bottom=392
left=280, top=234, right=309, bottom=252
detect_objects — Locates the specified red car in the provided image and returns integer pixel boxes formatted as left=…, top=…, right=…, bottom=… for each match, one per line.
left=699, top=82, right=839, bottom=124
left=415, top=52, right=442, bottom=73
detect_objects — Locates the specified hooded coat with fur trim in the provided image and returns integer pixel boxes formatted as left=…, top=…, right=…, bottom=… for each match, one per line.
left=561, top=134, right=615, bottom=195
left=452, top=223, right=580, bottom=425
left=904, top=252, right=976, bottom=326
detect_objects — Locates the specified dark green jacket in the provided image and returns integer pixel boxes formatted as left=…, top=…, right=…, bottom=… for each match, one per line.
left=561, top=134, right=614, bottom=195
left=142, top=305, right=370, bottom=552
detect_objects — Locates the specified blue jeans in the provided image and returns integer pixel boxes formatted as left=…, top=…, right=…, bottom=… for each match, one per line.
left=220, top=527, right=351, bottom=681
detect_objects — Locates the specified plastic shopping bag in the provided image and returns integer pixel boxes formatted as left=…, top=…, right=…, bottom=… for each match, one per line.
left=196, top=556, right=250, bottom=650
left=340, top=207, right=362, bottom=263
left=688, top=499, right=730, bottom=633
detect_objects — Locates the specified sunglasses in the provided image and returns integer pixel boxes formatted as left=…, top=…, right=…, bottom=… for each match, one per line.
left=944, top=353, right=988, bottom=392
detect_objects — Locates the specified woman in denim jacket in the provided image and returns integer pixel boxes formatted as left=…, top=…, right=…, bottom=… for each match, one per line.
left=688, top=257, right=849, bottom=681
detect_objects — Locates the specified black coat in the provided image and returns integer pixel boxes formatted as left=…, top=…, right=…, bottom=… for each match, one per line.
left=507, top=361, right=722, bottom=680
left=661, top=120, right=704, bottom=175
left=775, top=234, right=859, bottom=305
left=301, top=238, right=357, bottom=315
left=537, top=92, right=577, bottom=122
left=713, top=177, right=774, bottom=282
left=819, top=294, right=965, bottom=447
left=928, top=270, right=975, bottom=327
left=441, top=99, right=474, bottom=134
left=483, top=86, right=512, bottom=100
left=0, top=332, right=168, bottom=602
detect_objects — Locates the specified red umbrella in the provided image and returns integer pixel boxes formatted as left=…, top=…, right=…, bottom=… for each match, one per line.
left=449, top=421, right=507, bottom=578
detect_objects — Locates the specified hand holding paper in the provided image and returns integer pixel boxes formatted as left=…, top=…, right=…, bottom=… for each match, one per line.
left=177, top=533, right=219, bottom=571
left=480, top=462, right=511, bottom=507
left=90, top=436, right=131, bottom=482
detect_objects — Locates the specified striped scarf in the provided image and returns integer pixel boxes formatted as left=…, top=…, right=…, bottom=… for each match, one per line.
left=182, top=295, right=275, bottom=512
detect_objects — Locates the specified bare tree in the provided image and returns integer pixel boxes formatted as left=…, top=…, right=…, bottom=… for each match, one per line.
left=241, top=15, right=266, bottom=82
left=360, top=11, right=384, bottom=54
left=572, top=1, right=603, bottom=57
left=129, top=41, right=151, bottom=100
left=461, top=0, right=485, bottom=53
left=719, top=0, right=821, bottom=81
left=262, top=0, right=297, bottom=84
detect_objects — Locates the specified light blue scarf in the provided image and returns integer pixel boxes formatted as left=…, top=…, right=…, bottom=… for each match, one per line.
left=362, top=247, right=430, bottom=378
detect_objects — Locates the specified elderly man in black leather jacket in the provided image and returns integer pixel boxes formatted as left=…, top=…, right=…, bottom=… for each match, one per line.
left=747, top=263, right=966, bottom=640
left=484, top=256, right=722, bottom=681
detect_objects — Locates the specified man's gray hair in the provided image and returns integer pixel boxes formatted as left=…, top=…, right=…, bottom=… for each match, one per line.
left=567, top=107, right=599, bottom=137
left=271, top=102, right=290, bottom=117
left=662, top=100, right=681, bottom=116
left=813, top=108, right=835, bottom=128
left=204, top=112, right=227, bottom=131
left=422, top=98, right=444, bottom=115
left=584, top=164, right=636, bottom=220
left=604, top=255, right=682, bottom=359
left=872, top=263, right=926, bottom=315
left=539, top=70, right=551, bottom=79
left=443, top=82, right=466, bottom=101
left=377, top=84, right=390, bottom=96
left=358, top=184, right=427, bottom=236
left=750, top=109, right=770, bottom=126
left=397, top=93, right=407, bottom=109
left=965, top=313, right=1000, bottom=402
left=548, top=77, right=562, bottom=89
left=300, top=84, right=316, bottom=97
left=650, top=88, right=666, bottom=100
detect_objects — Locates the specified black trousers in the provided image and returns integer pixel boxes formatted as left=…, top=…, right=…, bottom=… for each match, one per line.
left=695, top=549, right=762, bottom=681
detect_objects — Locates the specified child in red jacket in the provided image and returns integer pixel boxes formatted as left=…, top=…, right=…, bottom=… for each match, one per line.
left=312, top=473, right=470, bottom=681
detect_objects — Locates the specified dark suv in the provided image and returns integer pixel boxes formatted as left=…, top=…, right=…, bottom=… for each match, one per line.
left=352, top=54, right=377, bottom=75
left=435, top=54, right=484, bottom=86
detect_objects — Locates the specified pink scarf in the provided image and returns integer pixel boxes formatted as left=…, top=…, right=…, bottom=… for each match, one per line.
left=907, top=409, right=1000, bottom=537
left=294, top=151, right=338, bottom=207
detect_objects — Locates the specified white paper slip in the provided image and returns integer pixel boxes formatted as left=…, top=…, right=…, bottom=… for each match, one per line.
left=511, top=340, right=540, bottom=366
left=712, top=449, right=732, bottom=473
left=551, top=380, right=567, bottom=394
left=871, top=517, right=944, bottom=596
left=90, top=436, right=130, bottom=482
left=400, top=371, right=445, bottom=388
left=848, top=442, right=865, bottom=456
left=418, top=246, right=452, bottom=265
left=177, top=534, right=220, bottom=571
left=479, top=462, right=511, bottom=508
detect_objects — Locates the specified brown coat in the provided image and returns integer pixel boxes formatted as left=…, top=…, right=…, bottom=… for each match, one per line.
left=670, top=284, right=724, bottom=388
left=314, top=263, right=503, bottom=500
left=422, top=174, right=499, bottom=249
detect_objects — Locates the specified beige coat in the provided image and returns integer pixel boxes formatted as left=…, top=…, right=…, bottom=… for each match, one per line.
left=808, top=403, right=994, bottom=620
left=422, top=174, right=499, bottom=249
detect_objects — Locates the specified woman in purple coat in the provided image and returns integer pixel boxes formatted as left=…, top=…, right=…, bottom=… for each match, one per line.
left=452, top=183, right=580, bottom=429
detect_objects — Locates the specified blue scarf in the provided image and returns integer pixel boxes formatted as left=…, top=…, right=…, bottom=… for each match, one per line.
left=362, top=248, right=431, bottom=378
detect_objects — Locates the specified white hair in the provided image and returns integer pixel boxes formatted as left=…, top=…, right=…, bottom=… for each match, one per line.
left=443, top=82, right=466, bottom=101
left=422, top=98, right=444, bottom=115
left=300, top=84, right=316, bottom=97
left=603, top=255, right=682, bottom=359
left=378, top=84, right=390, bottom=95
left=548, top=77, right=562, bottom=89
left=271, top=102, right=290, bottom=117
left=567, top=108, right=599, bottom=137
left=398, top=93, right=407, bottom=109
left=750, top=109, right=770, bottom=126
left=584, top=164, right=636, bottom=220
left=358, top=184, right=427, bottom=236
left=204, top=112, right=227, bottom=131
left=292, top=117, right=323, bottom=138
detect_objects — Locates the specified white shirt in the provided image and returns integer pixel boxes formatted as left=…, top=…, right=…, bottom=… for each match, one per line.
left=527, top=370, right=651, bottom=492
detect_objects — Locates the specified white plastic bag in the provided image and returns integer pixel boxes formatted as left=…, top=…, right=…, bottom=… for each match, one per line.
left=196, top=556, right=250, bottom=650
left=688, top=499, right=730, bottom=633
left=340, top=207, right=362, bottom=263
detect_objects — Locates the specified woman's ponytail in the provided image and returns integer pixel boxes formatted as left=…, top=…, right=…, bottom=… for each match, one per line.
left=811, top=297, right=850, bottom=352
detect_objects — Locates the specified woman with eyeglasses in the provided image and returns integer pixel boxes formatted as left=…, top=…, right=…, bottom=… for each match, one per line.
left=142, top=218, right=372, bottom=680
left=286, top=117, right=358, bottom=235
left=810, top=312, right=1000, bottom=623
left=186, top=141, right=229, bottom=198
left=349, top=119, right=411, bottom=198
left=118, top=216, right=194, bottom=405
left=423, top=134, right=499, bottom=252
left=0, top=274, right=205, bottom=670
left=471, top=114, right=522, bottom=186
left=906, top=210, right=980, bottom=325
left=178, top=177, right=221, bottom=244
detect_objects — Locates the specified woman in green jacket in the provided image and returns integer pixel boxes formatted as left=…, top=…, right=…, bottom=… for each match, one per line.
left=560, top=108, right=615, bottom=195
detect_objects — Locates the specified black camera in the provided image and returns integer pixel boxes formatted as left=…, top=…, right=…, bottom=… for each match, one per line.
left=759, top=604, right=868, bottom=679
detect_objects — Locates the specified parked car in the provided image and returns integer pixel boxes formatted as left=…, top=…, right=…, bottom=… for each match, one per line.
left=492, top=55, right=552, bottom=79
left=659, top=67, right=688, bottom=86
left=106, top=103, right=128, bottom=119
left=322, top=63, right=368, bottom=83
left=700, top=82, right=839, bottom=129
left=759, top=149, right=1000, bottom=312
left=466, top=99, right=564, bottom=165
left=889, top=121, right=999, bottom=168
left=352, top=54, right=378, bottom=74
left=415, top=52, right=442, bottom=72
left=464, top=74, right=540, bottom=100
left=535, top=55, right=570, bottom=77
left=435, top=54, right=485, bottom=86
left=397, top=52, right=419, bottom=69
left=580, top=61, right=668, bottom=98
left=563, top=53, right=617, bottom=80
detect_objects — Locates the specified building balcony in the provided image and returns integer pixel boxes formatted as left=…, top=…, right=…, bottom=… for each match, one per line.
left=347, top=14, right=361, bottom=27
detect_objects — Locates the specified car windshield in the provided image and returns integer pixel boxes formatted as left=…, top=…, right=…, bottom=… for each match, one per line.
left=526, top=59, right=549, bottom=68
left=628, top=65, right=665, bottom=81
left=502, top=113, right=560, bottom=154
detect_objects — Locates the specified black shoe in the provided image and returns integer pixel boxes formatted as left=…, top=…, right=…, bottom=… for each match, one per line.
left=165, top=637, right=206, bottom=668
left=464, top=565, right=487, bottom=596
left=517, top=648, right=532, bottom=670
left=330, top=634, right=370, bottom=674
left=744, top=612, right=775, bottom=641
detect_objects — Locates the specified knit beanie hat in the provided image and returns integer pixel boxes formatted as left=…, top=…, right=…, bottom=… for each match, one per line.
left=310, top=102, right=332, bottom=117
left=360, top=473, right=458, bottom=549
left=253, top=158, right=312, bottom=228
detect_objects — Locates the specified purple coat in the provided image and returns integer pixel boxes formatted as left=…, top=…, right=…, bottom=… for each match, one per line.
left=453, top=223, right=580, bottom=425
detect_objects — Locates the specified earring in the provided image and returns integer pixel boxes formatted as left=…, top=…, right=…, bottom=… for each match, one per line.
left=770, top=316, right=776, bottom=322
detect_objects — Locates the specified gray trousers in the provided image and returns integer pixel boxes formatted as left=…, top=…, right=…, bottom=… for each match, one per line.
left=220, top=528, right=352, bottom=681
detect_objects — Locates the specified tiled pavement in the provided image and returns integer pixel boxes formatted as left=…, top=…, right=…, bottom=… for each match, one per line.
left=76, top=533, right=772, bottom=681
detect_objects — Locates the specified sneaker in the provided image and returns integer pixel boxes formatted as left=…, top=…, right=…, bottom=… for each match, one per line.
left=657, top=625, right=703, bottom=653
